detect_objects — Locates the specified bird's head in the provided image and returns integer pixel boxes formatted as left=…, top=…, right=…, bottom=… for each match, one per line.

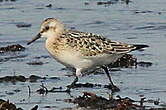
left=27, top=18, right=64, bottom=45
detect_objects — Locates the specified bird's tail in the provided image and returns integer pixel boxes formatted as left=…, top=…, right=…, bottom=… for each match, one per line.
left=132, top=44, right=149, bottom=51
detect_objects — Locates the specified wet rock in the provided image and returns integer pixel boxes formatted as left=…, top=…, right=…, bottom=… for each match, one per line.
left=0, top=44, right=25, bottom=53
left=16, top=23, right=31, bottom=28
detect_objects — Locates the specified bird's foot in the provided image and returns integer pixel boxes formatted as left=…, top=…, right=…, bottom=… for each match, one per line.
left=66, top=84, right=76, bottom=93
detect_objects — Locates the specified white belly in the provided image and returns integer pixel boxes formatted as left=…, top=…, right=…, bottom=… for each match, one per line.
left=45, top=39, right=123, bottom=71
left=46, top=45, right=93, bottom=70
left=47, top=47, right=123, bottom=71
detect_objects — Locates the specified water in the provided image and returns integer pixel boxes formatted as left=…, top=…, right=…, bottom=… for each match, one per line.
left=0, top=0, right=166, bottom=109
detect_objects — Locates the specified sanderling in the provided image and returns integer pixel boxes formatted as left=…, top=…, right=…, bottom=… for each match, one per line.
left=27, top=18, right=148, bottom=92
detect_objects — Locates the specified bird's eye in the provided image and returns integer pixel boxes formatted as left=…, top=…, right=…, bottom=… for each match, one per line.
left=45, top=26, right=49, bottom=30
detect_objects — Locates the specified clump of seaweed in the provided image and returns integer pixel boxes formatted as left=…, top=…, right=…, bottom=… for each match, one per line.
left=67, top=92, right=163, bottom=110
left=109, top=54, right=137, bottom=68
left=0, top=75, right=59, bottom=83
left=0, top=99, right=18, bottom=110
left=0, top=44, right=25, bottom=53
left=108, top=54, right=152, bottom=68
left=0, top=99, right=38, bottom=110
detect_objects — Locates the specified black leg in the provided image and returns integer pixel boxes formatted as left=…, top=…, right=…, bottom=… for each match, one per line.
left=102, top=66, right=120, bottom=92
left=66, top=76, right=78, bottom=92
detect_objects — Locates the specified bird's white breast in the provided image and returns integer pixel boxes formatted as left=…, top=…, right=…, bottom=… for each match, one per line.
left=45, top=39, right=93, bottom=70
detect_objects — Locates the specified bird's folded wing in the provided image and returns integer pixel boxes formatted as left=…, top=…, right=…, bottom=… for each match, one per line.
left=61, top=30, right=135, bottom=56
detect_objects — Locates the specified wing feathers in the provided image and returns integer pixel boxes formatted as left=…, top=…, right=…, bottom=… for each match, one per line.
left=61, top=30, right=148, bottom=56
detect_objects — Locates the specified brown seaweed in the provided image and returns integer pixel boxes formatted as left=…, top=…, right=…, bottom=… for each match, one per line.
left=0, top=99, right=38, bottom=110
left=67, top=92, right=163, bottom=110
left=0, top=44, right=25, bottom=53
left=0, top=75, right=59, bottom=83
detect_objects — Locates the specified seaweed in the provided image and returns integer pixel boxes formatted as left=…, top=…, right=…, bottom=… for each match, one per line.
left=67, top=92, right=164, bottom=110
left=0, top=44, right=25, bottom=53
left=0, top=99, right=38, bottom=110
left=0, top=75, right=59, bottom=83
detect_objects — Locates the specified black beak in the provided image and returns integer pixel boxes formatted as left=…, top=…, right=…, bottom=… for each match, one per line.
left=27, top=33, right=41, bottom=45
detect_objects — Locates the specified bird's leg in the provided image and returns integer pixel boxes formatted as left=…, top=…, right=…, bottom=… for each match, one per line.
left=66, top=69, right=81, bottom=92
left=66, top=76, right=78, bottom=92
left=102, top=66, right=120, bottom=92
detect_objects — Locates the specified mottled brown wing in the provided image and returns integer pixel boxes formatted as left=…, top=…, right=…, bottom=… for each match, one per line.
left=61, top=30, right=135, bottom=56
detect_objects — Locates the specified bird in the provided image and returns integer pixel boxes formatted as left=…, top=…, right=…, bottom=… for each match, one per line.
left=27, top=18, right=148, bottom=92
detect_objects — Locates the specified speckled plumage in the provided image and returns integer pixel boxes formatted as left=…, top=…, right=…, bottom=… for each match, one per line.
left=60, top=30, right=135, bottom=56
left=28, top=18, right=148, bottom=77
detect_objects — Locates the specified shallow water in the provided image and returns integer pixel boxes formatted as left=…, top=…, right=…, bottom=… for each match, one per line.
left=0, top=0, right=166, bottom=109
